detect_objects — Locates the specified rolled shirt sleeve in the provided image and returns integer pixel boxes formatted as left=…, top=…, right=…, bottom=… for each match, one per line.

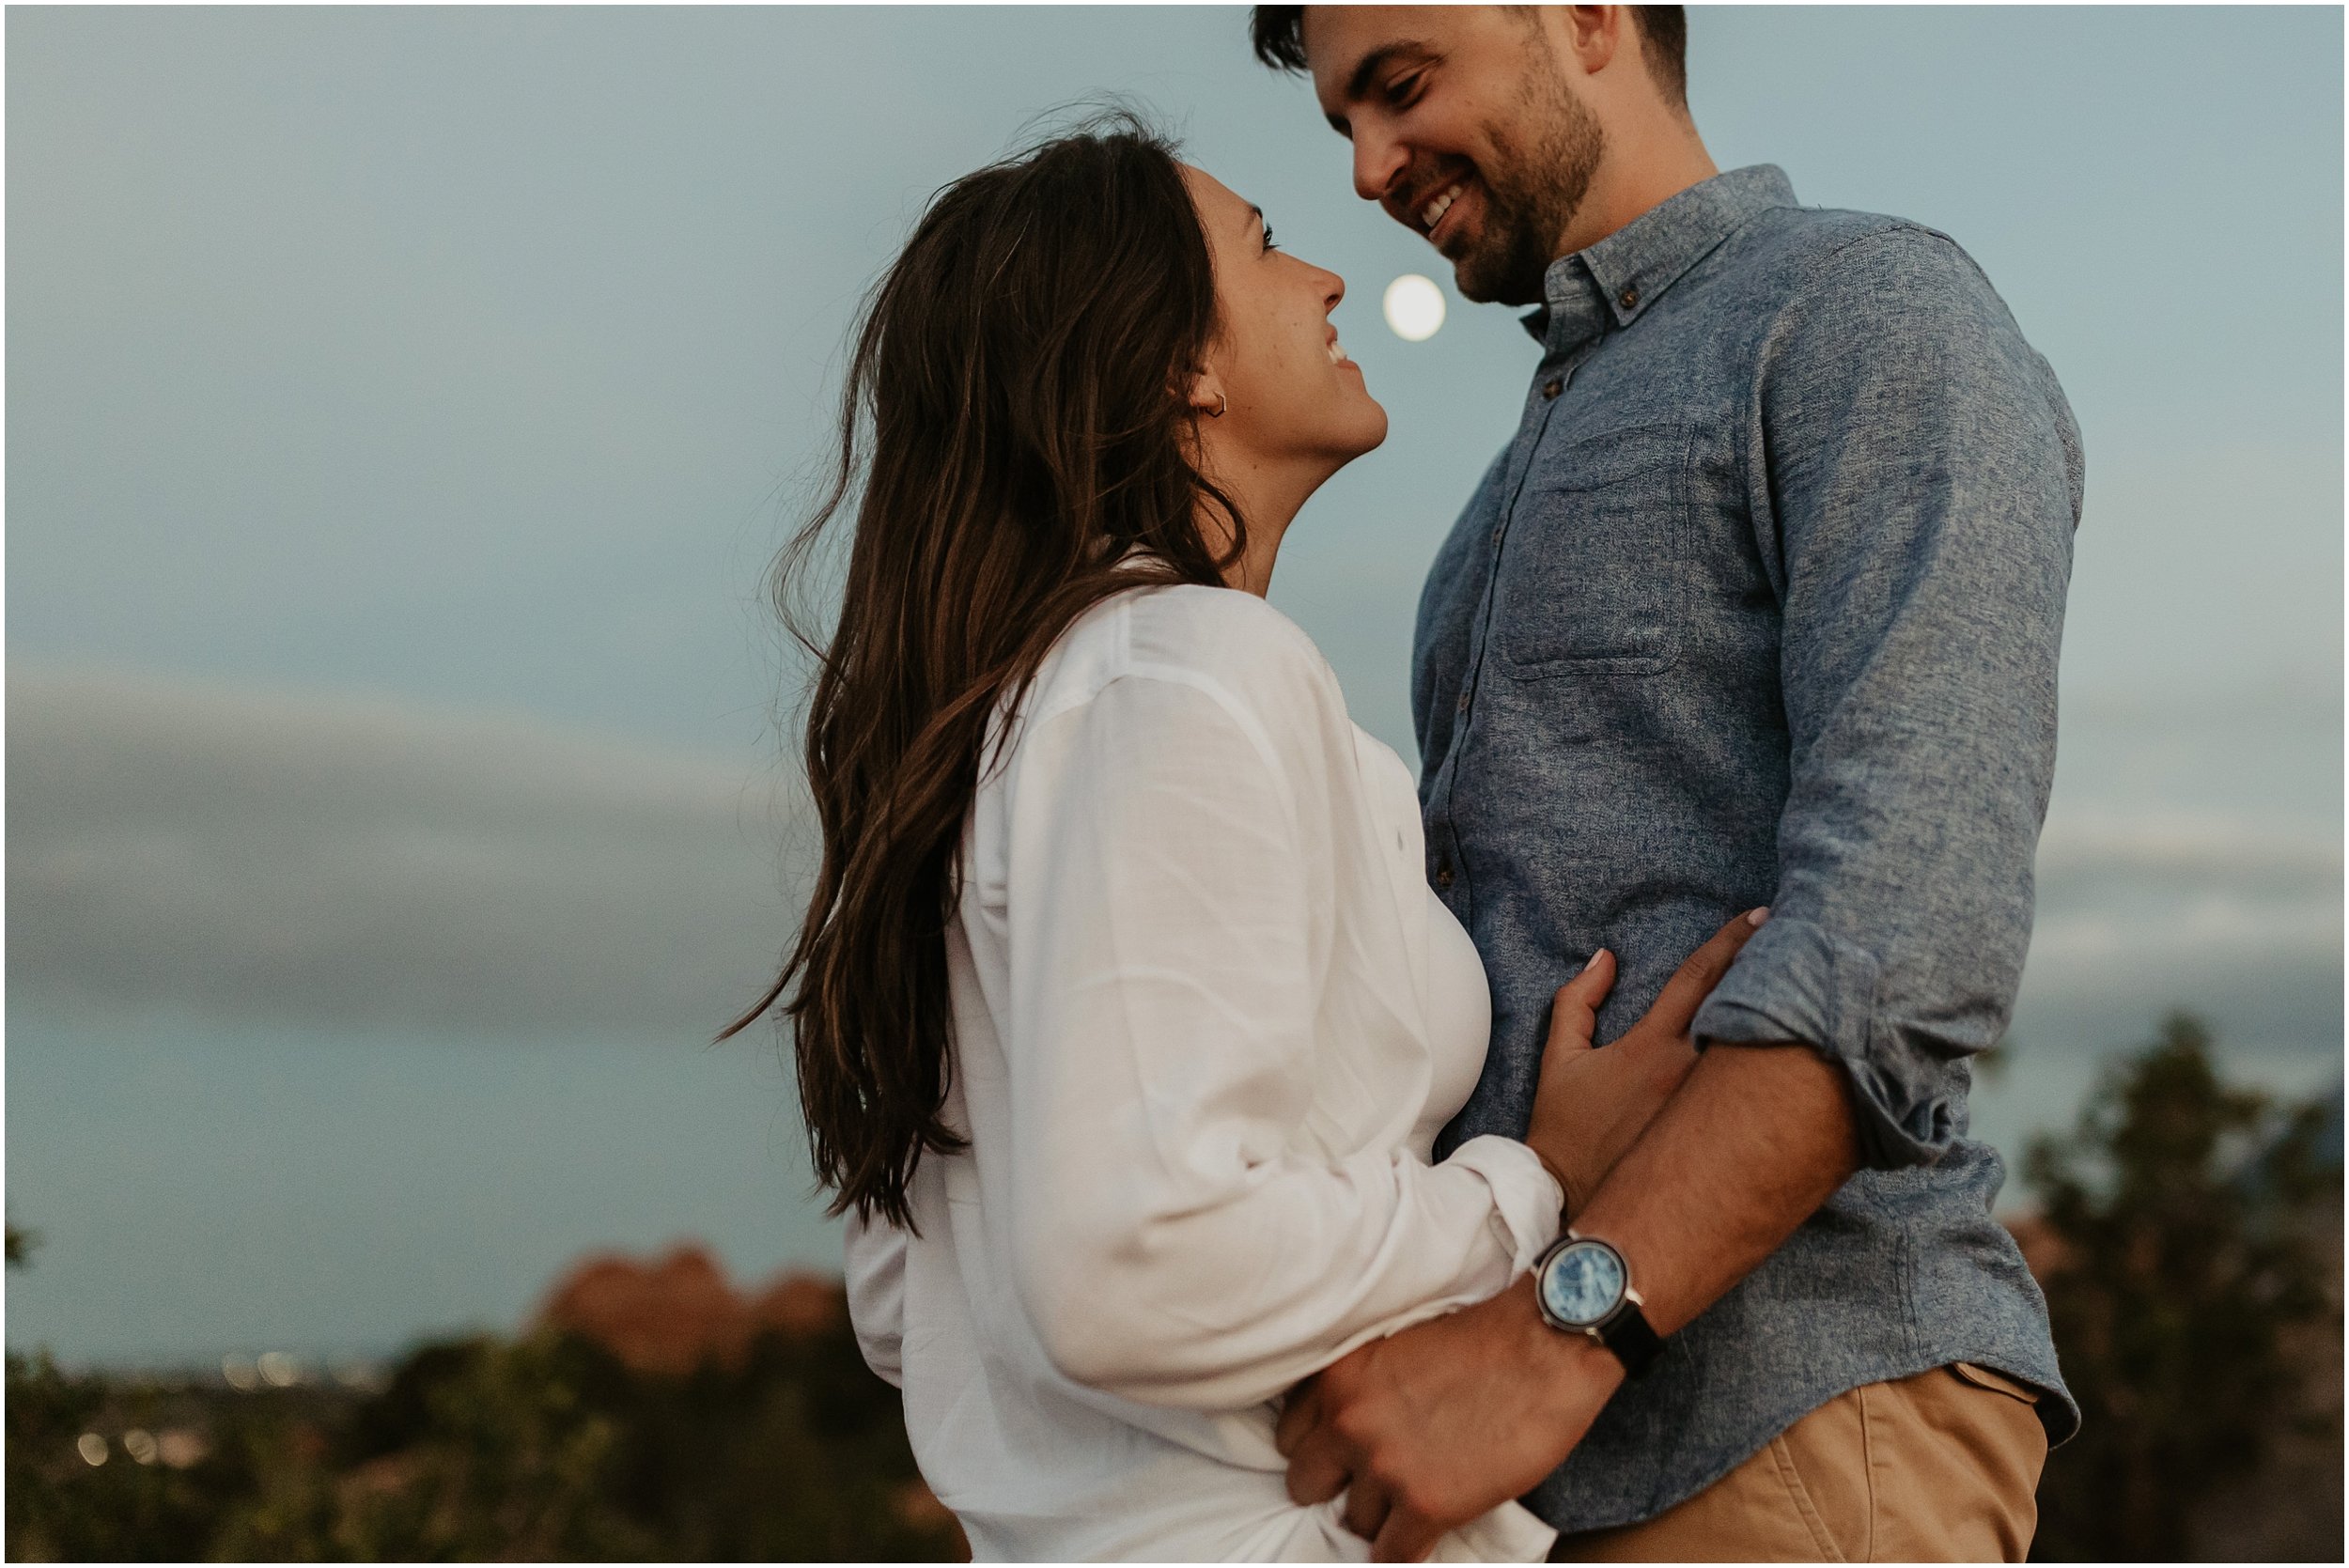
left=1002, top=652, right=1560, bottom=1411
left=1692, top=225, right=2083, bottom=1169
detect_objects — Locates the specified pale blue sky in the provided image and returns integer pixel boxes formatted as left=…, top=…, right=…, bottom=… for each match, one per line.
left=9, top=7, right=2341, bottom=1364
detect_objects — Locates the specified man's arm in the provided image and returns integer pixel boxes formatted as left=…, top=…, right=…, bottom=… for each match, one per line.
left=1277, top=1044, right=1858, bottom=1561
left=1281, top=225, right=2082, bottom=1561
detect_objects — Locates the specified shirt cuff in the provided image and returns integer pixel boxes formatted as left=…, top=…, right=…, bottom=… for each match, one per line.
left=1689, top=912, right=1956, bottom=1171
left=1446, top=1134, right=1565, bottom=1273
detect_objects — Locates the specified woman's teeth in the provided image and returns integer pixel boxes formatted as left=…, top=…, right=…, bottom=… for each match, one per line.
left=1420, top=182, right=1464, bottom=233
left=1326, top=337, right=1346, bottom=365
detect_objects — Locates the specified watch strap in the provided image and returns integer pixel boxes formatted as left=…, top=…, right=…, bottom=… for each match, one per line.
left=1596, top=1296, right=1664, bottom=1379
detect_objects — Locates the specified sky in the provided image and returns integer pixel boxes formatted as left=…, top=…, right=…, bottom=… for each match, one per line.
left=8, top=6, right=2342, bottom=1367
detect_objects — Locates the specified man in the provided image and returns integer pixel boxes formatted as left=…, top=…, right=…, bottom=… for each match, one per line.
left=1251, top=8, right=2080, bottom=1561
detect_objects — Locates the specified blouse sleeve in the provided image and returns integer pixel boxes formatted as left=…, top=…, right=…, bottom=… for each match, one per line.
left=841, top=1206, right=908, bottom=1389
left=1000, top=660, right=1560, bottom=1412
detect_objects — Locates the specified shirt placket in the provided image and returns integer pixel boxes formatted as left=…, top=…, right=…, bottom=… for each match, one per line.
left=1428, top=291, right=1609, bottom=915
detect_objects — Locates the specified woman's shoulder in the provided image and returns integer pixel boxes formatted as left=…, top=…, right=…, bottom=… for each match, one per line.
left=1004, top=582, right=1350, bottom=779
left=1034, top=582, right=1345, bottom=730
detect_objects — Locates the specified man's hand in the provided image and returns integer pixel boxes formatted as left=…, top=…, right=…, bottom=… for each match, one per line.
left=1275, top=1281, right=1623, bottom=1562
left=1278, top=1038, right=1864, bottom=1562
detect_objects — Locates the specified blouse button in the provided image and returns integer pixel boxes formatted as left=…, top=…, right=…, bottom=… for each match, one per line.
left=1541, top=377, right=1563, bottom=400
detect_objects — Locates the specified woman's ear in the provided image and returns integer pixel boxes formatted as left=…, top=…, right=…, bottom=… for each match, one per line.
left=1185, top=367, right=1228, bottom=420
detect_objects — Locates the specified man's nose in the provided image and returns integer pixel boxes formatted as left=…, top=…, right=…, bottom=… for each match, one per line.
left=1351, top=129, right=1408, bottom=206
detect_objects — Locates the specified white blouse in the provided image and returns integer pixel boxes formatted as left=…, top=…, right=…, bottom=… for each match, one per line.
left=843, top=584, right=1563, bottom=1561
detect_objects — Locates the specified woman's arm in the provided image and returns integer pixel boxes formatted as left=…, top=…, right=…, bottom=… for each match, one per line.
left=1000, top=662, right=1561, bottom=1413
left=842, top=1206, right=908, bottom=1389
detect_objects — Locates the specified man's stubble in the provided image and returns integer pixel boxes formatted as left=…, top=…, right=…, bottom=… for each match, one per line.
left=1452, top=51, right=1606, bottom=307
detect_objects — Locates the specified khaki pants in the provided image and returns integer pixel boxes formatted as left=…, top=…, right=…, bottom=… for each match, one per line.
left=1549, top=1364, right=2047, bottom=1562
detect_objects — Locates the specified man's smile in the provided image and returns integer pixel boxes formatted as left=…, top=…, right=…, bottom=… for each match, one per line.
left=1418, top=180, right=1466, bottom=234
left=1392, top=163, right=1481, bottom=254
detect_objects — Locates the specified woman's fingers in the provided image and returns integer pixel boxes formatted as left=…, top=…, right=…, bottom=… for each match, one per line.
left=1642, top=907, right=1770, bottom=1038
left=1543, top=948, right=1615, bottom=1057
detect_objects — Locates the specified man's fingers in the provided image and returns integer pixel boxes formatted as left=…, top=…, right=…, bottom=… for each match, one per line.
left=1645, top=907, right=1769, bottom=1035
left=1372, top=1501, right=1443, bottom=1564
left=1342, top=1477, right=1392, bottom=1544
left=1274, top=1375, right=1320, bottom=1458
left=1284, top=1430, right=1354, bottom=1507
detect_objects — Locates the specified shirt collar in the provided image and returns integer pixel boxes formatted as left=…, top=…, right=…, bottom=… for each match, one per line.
left=1520, top=163, right=1797, bottom=348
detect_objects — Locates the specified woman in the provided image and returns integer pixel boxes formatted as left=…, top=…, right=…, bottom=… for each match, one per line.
left=726, top=118, right=1761, bottom=1561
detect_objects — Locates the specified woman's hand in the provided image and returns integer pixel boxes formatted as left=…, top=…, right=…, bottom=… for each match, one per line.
left=1523, top=908, right=1770, bottom=1221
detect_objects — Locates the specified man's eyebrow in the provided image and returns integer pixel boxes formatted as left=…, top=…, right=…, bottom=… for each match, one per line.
left=1346, top=40, right=1435, bottom=105
left=1325, top=40, right=1435, bottom=133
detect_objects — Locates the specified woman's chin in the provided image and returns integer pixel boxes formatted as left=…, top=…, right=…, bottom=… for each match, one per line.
left=1283, top=400, right=1389, bottom=476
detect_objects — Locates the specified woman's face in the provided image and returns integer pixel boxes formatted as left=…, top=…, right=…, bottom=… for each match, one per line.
left=1182, top=164, right=1389, bottom=470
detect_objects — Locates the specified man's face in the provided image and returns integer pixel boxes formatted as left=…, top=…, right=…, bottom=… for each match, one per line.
left=1304, top=7, right=1605, bottom=307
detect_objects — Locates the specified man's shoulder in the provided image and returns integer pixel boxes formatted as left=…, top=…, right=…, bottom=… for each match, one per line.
left=1734, top=203, right=2003, bottom=320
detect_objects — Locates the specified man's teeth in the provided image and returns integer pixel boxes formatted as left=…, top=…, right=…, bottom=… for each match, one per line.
left=1327, top=338, right=1346, bottom=365
left=1419, top=182, right=1465, bottom=232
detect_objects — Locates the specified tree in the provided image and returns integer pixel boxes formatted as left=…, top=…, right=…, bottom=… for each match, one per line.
left=2026, top=1012, right=2341, bottom=1560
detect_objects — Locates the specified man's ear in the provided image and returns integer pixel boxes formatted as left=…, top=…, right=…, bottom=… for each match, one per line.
left=1559, top=7, right=1626, bottom=78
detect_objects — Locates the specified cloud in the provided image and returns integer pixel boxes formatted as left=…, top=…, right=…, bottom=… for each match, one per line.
left=8, top=667, right=807, bottom=1037
left=2014, top=801, right=2341, bottom=1057
left=9, top=666, right=2339, bottom=1062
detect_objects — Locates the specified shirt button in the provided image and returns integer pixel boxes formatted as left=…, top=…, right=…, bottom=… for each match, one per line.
left=1541, top=377, right=1563, bottom=400
left=1618, top=287, right=1639, bottom=311
left=1455, top=690, right=1470, bottom=712
left=1435, top=862, right=1455, bottom=889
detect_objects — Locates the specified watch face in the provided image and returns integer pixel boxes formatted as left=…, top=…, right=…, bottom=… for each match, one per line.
left=1539, top=1239, right=1626, bottom=1328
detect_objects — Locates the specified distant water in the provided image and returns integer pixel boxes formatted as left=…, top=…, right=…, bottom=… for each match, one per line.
left=8, top=1001, right=2339, bottom=1369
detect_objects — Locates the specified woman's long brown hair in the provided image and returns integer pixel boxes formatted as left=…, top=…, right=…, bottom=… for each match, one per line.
left=721, top=116, right=1245, bottom=1230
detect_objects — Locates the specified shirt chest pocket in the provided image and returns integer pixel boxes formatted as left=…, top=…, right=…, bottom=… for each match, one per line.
left=1494, top=420, right=1693, bottom=677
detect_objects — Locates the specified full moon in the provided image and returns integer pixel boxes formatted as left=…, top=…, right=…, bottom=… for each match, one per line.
left=1382, top=274, right=1446, bottom=342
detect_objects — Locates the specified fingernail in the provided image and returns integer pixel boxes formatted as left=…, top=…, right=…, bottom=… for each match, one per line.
left=1747, top=907, right=1770, bottom=927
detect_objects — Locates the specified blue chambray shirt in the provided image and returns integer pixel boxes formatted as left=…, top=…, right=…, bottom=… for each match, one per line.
left=1418, top=165, right=2082, bottom=1531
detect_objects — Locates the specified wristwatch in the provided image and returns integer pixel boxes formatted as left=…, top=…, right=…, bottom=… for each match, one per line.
left=1531, top=1231, right=1665, bottom=1378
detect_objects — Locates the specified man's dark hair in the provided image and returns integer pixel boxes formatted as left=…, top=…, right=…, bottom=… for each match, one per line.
left=1250, top=7, right=1688, bottom=109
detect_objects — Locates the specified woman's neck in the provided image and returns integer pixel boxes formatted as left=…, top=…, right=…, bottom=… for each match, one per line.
left=1195, top=445, right=1330, bottom=598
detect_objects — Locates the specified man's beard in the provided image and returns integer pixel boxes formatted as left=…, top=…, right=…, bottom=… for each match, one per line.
left=1450, top=62, right=1606, bottom=306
